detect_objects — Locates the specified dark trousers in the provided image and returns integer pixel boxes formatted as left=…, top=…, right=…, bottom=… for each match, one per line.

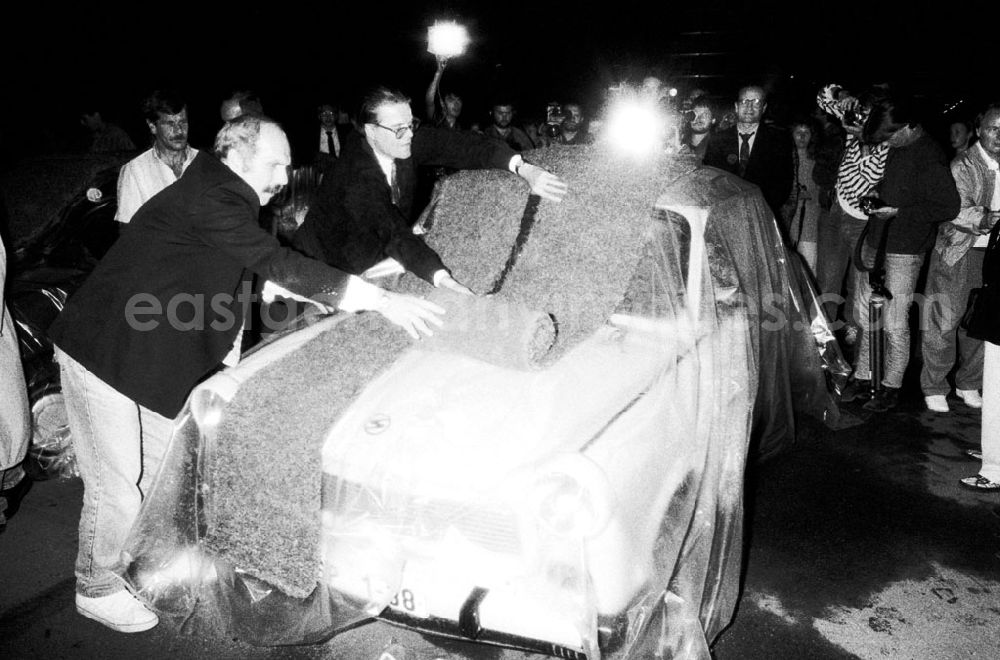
left=815, top=199, right=867, bottom=329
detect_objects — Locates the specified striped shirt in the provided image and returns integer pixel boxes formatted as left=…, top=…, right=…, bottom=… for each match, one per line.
left=817, top=84, right=889, bottom=219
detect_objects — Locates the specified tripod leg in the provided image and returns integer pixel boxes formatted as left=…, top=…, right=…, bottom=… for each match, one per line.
left=869, top=295, right=885, bottom=396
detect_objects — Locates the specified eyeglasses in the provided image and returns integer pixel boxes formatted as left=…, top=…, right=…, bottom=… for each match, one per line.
left=372, top=119, right=421, bottom=139
left=738, top=99, right=764, bottom=108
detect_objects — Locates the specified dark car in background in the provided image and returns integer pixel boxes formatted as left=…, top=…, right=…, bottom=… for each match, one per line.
left=2, top=154, right=125, bottom=477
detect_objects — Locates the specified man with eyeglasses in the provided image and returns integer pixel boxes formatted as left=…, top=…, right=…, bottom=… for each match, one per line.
left=294, top=86, right=567, bottom=292
left=704, top=85, right=793, bottom=222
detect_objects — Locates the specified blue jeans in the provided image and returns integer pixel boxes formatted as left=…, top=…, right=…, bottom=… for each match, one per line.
left=851, top=250, right=925, bottom=389
left=57, top=349, right=174, bottom=597
left=919, top=247, right=985, bottom=395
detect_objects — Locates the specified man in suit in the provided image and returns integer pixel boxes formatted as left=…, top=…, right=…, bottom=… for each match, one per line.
left=311, top=102, right=354, bottom=175
left=48, top=114, right=445, bottom=634
left=703, top=85, right=793, bottom=221
left=293, top=86, right=567, bottom=292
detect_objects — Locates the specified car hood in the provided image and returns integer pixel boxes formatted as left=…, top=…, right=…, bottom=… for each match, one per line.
left=320, top=319, right=695, bottom=494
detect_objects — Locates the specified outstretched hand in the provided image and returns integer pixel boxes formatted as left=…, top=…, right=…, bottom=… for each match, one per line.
left=518, top=163, right=568, bottom=202
left=376, top=291, right=446, bottom=339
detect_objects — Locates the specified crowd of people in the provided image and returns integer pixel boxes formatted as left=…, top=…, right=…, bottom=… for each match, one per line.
left=2, top=65, right=998, bottom=637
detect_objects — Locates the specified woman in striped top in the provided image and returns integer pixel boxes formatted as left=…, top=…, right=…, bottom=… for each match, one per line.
left=814, top=84, right=891, bottom=340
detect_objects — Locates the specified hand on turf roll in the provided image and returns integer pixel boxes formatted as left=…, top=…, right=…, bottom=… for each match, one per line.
left=375, top=291, right=446, bottom=339
left=517, top=163, right=568, bottom=202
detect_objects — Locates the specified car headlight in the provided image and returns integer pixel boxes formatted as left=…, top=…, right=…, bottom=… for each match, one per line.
left=530, top=454, right=613, bottom=538
left=189, top=375, right=240, bottom=437
left=190, top=387, right=227, bottom=435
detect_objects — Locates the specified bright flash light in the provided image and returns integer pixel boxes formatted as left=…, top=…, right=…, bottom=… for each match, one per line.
left=604, top=99, right=667, bottom=157
left=428, top=21, right=469, bottom=58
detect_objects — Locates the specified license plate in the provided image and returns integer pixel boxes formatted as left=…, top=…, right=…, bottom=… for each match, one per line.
left=388, top=566, right=429, bottom=618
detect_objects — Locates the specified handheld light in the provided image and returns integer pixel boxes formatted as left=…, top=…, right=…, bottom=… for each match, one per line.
left=428, top=21, right=469, bottom=59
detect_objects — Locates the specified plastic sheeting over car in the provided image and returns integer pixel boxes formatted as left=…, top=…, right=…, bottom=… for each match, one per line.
left=123, top=145, right=847, bottom=658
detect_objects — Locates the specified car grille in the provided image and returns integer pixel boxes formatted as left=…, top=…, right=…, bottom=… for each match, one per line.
left=323, top=475, right=521, bottom=554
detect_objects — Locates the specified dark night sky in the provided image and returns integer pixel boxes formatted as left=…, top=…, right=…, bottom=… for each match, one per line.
left=1, top=0, right=986, bottom=162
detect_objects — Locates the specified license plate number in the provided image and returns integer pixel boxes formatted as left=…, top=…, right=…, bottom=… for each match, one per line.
left=389, top=586, right=428, bottom=618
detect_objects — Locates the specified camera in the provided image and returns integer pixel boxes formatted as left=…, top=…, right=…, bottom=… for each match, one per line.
left=858, top=196, right=886, bottom=215
left=842, top=104, right=869, bottom=131
left=545, top=102, right=565, bottom=139
left=546, top=102, right=565, bottom=125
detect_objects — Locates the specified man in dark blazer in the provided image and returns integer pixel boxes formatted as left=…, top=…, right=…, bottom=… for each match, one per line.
left=48, top=114, right=445, bottom=634
left=309, top=102, right=355, bottom=174
left=293, top=86, right=567, bottom=293
left=703, top=85, right=794, bottom=222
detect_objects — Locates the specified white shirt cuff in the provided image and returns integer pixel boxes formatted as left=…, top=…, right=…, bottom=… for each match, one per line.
left=338, top=276, right=387, bottom=313
left=432, top=269, right=450, bottom=287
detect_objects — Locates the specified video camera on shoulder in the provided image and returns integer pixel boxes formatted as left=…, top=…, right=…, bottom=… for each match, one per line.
left=545, top=102, right=565, bottom=138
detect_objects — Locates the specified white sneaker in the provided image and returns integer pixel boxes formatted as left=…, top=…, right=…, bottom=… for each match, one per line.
left=76, top=590, right=158, bottom=632
left=956, top=389, right=983, bottom=409
left=924, top=394, right=949, bottom=413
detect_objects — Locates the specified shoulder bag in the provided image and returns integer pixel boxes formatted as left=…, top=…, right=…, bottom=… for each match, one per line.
left=960, top=220, right=1000, bottom=345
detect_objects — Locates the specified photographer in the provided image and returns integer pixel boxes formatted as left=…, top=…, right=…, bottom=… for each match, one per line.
left=545, top=102, right=592, bottom=146
left=681, top=99, right=716, bottom=162
left=813, top=83, right=891, bottom=333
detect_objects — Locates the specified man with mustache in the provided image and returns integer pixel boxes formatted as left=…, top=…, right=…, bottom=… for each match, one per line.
left=116, top=89, right=198, bottom=224
left=49, top=114, right=445, bottom=633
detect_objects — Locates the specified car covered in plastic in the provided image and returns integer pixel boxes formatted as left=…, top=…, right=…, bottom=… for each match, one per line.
left=123, top=140, right=846, bottom=659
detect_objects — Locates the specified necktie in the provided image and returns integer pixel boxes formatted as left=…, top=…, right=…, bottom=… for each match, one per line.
left=390, top=163, right=400, bottom=206
left=739, top=132, right=754, bottom=175
left=325, top=130, right=336, bottom=156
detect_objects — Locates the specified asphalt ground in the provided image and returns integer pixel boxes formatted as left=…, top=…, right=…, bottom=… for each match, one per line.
left=2, top=373, right=999, bottom=659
